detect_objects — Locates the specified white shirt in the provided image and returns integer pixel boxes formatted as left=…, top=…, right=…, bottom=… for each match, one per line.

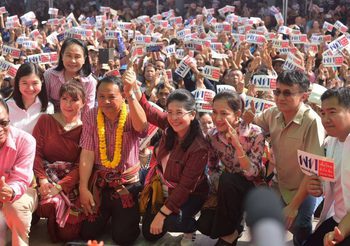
left=333, top=140, right=347, bottom=223
left=7, top=98, right=54, bottom=134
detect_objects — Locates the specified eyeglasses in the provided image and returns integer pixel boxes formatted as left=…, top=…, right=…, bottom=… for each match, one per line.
left=166, top=111, right=192, bottom=118
left=273, top=89, right=303, bottom=97
left=0, top=120, right=10, bottom=128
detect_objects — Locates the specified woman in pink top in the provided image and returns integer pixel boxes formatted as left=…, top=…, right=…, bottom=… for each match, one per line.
left=44, top=38, right=97, bottom=115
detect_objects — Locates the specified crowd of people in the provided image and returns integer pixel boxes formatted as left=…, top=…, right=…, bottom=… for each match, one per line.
left=1, top=1, right=350, bottom=246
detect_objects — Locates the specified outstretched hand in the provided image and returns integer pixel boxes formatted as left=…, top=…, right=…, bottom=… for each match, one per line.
left=122, top=62, right=137, bottom=96
left=242, top=100, right=256, bottom=124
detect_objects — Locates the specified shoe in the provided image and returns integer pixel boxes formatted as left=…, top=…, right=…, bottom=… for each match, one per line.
left=180, top=232, right=196, bottom=246
left=264, top=161, right=275, bottom=183
left=214, top=238, right=238, bottom=246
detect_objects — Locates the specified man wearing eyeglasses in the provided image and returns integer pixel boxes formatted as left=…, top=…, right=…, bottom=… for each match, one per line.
left=244, top=70, right=325, bottom=246
left=0, top=98, right=38, bottom=246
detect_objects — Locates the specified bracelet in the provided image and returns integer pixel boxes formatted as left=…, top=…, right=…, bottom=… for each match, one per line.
left=133, top=88, right=141, bottom=94
left=158, top=209, right=168, bottom=217
left=237, top=154, right=246, bottom=159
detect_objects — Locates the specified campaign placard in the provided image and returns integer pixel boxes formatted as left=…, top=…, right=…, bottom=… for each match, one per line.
left=322, top=55, right=344, bottom=67
left=26, top=52, right=58, bottom=64
left=165, top=69, right=173, bottom=82
left=21, top=40, right=38, bottom=50
left=48, top=8, right=59, bottom=16
left=278, top=25, right=292, bottom=35
left=290, top=34, right=308, bottom=44
left=216, top=84, right=236, bottom=94
left=16, top=36, right=29, bottom=45
left=46, top=31, right=58, bottom=45
left=210, top=42, right=223, bottom=51
left=251, top=75, right=277, bottom=91
left=135, top=35, right=152, bottom=45
left=246, top=34, right=266, bottom=44
left=30, top=29, right=40, bottom=40
left=334, top=20, right=348, bottom=33
left=105, top=30, right=122, bottom=40
left=176, top=28, right=191, bottom=39
left=283, top=53, right=305, bottom=71
left=297, top=150, right=335, bottom=182
left=272, top=39, right=289, bottom=48
left=192, top=89, right=216, bottom=104
left=214, top=22, right=231, bottom=33
left=118, top=22, right=133, bottom=30
left=100, top=6, right=110, bottom=13
left=323, top=21, right=334, bottom=32
left=274, top=12, right=284, bottom=25
left=2, top=45, right=21, bottom=59
left=327, top=35, right=350, bottom=55
left=165, top=44, right=176, bottom=56
left=226, top=13, right=239, bottom=23
left=0, top=60, right=18, bottom=77
left=175, top=59, right=191, bottom=78
left=232, top=33, right=245, bottom=43
left=0, top=7, right=7, bottom=14
left=131, top=46, right=145, bottom=58
left=264, top=32, right=277, bottom=41
left=202, top=65, right=221, bottom=82
left=196, top=102, right=213, bottom=113
left=175, top=49, right=185, bottom=60
left=310, top=34, right=332, bottom=44
left=245, top=96, right=275, bottom=113
left=154, top=20, right=168, bottom=28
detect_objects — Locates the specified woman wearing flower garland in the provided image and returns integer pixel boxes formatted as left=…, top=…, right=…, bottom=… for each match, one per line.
left=131, top=83, right=209, bottom=245
left=78, top=71, right=148, bottom=245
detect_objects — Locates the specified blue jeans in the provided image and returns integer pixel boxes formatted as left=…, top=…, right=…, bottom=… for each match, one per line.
left=284, top=195, right=316, bottom=246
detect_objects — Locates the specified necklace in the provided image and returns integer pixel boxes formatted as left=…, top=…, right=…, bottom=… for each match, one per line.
left=97, top=103, right=128, bottom=169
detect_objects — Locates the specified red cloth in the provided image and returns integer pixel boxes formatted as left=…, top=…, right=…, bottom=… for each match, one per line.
left=32, top=114, right=83, bottom=242
left=140, top=94, right=209, bottom=214
left=33, top=114, right=81, bottom=194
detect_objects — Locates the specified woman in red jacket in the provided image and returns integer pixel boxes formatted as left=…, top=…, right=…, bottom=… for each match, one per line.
left=131, top=81, right=209, bottom=245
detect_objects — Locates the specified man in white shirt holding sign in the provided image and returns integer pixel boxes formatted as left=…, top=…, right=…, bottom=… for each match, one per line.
left=305, top=87, right=350, bottom=246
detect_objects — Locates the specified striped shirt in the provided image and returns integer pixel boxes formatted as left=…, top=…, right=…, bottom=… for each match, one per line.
left=43, top=67, right=97, bottom=115
left=80, top=107, right=147, bottom=172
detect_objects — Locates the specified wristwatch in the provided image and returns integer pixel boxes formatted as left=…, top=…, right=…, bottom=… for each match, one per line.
left=55, top=183, right=62, bottom=192
left=126, top=93, right=136, bottom=101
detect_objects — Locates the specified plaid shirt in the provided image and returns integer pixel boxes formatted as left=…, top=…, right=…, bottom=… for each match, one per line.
left=80, top=107, right=147, bottom=172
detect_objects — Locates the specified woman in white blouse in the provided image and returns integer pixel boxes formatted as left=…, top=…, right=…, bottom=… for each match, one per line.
left=7, top=63, right=54, bottom=134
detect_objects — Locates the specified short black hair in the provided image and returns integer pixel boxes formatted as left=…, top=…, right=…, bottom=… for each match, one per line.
left=213, top=91, right=242, bottom=113
left=321, top=87, right=350, bottom=109
left=277, top=70, right=310, bottom=92
left=96, top=76, right=123, bottom=93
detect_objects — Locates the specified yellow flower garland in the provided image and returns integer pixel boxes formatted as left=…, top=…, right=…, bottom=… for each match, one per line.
left=97, top=103, right=128, bottom=169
